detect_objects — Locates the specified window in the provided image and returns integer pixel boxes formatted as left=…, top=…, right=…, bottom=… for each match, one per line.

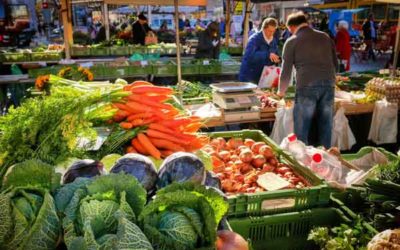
left=388, top=4, right=399, bottom=20
left=372, top=4, right=386, bottom=20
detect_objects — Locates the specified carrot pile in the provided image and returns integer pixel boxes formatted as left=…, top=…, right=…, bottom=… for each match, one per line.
left=112, top=81, right=208, bottom=159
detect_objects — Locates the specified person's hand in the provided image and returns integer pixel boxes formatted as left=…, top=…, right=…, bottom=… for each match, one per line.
left=276, top=91, right=285, bottom=98
left=270, top=53, right=280, bottom=63
left=212, top=40, right=219, bottom=47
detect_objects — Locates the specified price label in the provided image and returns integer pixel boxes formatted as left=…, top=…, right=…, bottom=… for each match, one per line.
left=236, top=96, right=250, bottom=104
left=140, top=60, right=148, bottom=66
left=203, top=60, right=210, bottom=65
left=117, top=69, right=125, bottom=76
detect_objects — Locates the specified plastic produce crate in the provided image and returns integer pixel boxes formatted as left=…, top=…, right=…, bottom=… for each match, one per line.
left=90, top=65, right=106, bottom=79
left=109, top=46, right=130, bottom=56
left=71, top=45, right=91, bottom=57
left=228, top=200, right=377, bottom=250
left=128, top=64, right=152, bottom=76
left=151, top=61, right=177, bottom=76
left=228, top=46, right=243, bottom=55
left=181, top=60, right=200, bottom=75
left=129, top=46, right=147, bottom=54
left=90, top=47, right=110, bottom=56
left=1, top=52, right=30, bottom=62
left=221, top=60, right=241, bottom=74
left=30, top=52, right=62, bottom=61
left=207, top=130, right=331, bottom=217
left=28, top=66, right=62, bottom=78
left=199, top=60, right=222, bottom=75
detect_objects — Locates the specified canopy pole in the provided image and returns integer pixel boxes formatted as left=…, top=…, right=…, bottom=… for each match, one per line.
left=392, top=11, right=400, bottom=78
left=242, top=0, right=250, bottom=53
left=104, top=3, right=110, bottom=41
left=61, top=0, right=72, bottom=59
left=174, top=0, right=183, bottom=102
left=225, top=0, right=231, bottom=46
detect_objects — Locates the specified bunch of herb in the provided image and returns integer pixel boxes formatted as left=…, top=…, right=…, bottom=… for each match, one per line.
left=376, top=158, right=400, bottom=184
left=0, top=87, right=128, bottom=181
left=308, top=218, right=375, bottom=250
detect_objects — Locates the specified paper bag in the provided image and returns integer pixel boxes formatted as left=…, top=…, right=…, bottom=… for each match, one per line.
left=368, top=100, right=398, bottom=144
left=332, top=107, right=356, bottom=150
left=258, top=66, right=280, bottom=88
left=270, top=106, right=294, bottom=144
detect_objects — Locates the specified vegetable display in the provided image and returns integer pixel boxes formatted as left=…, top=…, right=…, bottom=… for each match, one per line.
left=203, top=137, right=309, bottom=194
left=0, top=160, right=61, bottom=250
left=308, top=219, right=374, bottom=250
left=139, top=182, right=229, bottom=250
left=111, top=80, right=208, bottom=159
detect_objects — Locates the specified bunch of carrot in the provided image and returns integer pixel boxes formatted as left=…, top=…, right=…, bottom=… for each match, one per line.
left=111, top=81, right=208, bottom=159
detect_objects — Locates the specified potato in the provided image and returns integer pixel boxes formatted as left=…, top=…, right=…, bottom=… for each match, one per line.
left=259, top=145, right=275, bottom=159
left=252, top=155, right=266, bottom=168
left=239, top=149, right=253, bottom=163
left=251, top=142, right=266, bottom=154
left=218, top=150, right=231, bottom=162
left=244, top=138, right=255, bottom=148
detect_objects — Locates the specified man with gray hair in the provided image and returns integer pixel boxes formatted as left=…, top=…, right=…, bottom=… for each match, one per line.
left=278, top=12, right=338, bottom=148
left=239, top=18, right=280, bottom=83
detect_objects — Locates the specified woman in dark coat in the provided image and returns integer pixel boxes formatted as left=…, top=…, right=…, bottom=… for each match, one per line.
left=195, top=22, right=220, bottom=59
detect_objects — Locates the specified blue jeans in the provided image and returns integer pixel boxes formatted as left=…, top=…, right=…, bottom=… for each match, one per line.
left=293, top=81, right=334, bottom=148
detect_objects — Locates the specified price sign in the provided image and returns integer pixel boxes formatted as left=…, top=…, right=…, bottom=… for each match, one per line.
left=203, top=60, right=210, bottom=65
left=140, top=60, right=148, bottom=66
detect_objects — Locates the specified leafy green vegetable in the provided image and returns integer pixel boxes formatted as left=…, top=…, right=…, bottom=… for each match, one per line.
left=0, top=160, right=62, bottom=250
left=376, top=158, right=400, bottom=183
left=308, top=218, right=374, bottom=250
left=56, top=173, right=151, bottom=250
left=2, top=159, right=61, bottom=192
left=139, top=182, right=228, bottom=250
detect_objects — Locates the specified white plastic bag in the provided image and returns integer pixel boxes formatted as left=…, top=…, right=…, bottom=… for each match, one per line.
left=331, top=107, right=356, bottom=150
left=368, top=100, right=398, bottom=144
left=258, top=66, right=280, bottom=88
left=270, top=106, right=294, bottom=144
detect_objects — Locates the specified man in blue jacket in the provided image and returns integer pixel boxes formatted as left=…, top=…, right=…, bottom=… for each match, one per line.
left=239, top=18, right=280, bottom=83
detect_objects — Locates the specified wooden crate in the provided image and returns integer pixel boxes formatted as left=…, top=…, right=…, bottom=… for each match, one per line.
left=336, top=102, right=374, bottom=115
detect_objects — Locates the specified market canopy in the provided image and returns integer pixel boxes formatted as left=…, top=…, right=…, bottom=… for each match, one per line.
left=103, top=0, right=207, bottom=6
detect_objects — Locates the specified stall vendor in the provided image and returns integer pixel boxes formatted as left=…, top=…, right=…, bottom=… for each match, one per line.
left=132, top=13, right=153, bottom=45
left=238, top=18, right=280, bottom=83
left=195, top=22, right=220, bottom=59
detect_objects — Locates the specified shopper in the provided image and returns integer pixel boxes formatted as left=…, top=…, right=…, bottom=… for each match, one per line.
left=362, top=13, right=377, bottom=61
left=195, top=21, right=220, bottom=59
left=335, top=20, right=351, bottom=71
left=159, top=21, right=168, bottom=32
left=278, top=12, right=338, bottom=148
left=132, top=13, right=153, bottom=45
left=238, top=18, right=280, bottom=83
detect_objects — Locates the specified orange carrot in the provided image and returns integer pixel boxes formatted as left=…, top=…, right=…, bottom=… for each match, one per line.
left=137, top=133, right=161, bottom=159
left=112, top=103, right=130, bottom=111
left=120, top=122, right=133, bottom=129
left=149, top=137, right=185, bottom=152
left=127, top=95, right=172, bottom=109
left=148, top=123, right=176, bottom=135
left=127, top=113, right=153, bottom=121
left=146, top=129, right=190, bottom=146
left=158, top=118, right=192, bottom=128
left=131, top=86, right=173, bottom=95
left=125, top=146, right=137, bottom=154
left=160, top=150, right=174, bottom=158
left=144, top=95, right=170, bottom=102
left=125, top=102, right=154, bottom=114
left=183, top=122, right=202, bottom=133
left=131, top=138, right=148, bottom=155
left=113, top=110, right=128, bottom=122
left=131, top=80, right=153, bottom=87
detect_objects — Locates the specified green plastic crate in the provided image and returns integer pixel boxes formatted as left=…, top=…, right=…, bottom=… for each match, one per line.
left=28, top=66, right=62, bottom=78
left=90, top=65, right=106, bottom=79
left=221, top=60, right=241, bottom=74
left=129, top=46, right=147, bottom=54
left=228, top=46, right=243, bottom=55
left=71, top=45, right=91, bottom=57
left=181, top=60, right=200, bottom=75
left=109, top=46, right=130, bottom=56
left=1, top=52, right=29, bottom=62
left=228, top=202, right=377, bottom=250
left=199, top=60, right=222, bottom=75
left=90, top=47, right=110, bottom=56
left=151, top=61, right=177, bottom=76
left=128, top=64, right=152, bottom=76
left=146, top=46, right=163, bottom=54
left=30, top=52, right=62, bottom=61
left=207, top=130, right=330, bottom=217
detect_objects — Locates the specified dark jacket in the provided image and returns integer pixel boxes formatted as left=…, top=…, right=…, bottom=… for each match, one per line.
left=132, top=21, right=152, bottom=45
left=239, top=31, right=279, bottom=83
left=279, top=26, right=338, bottom=94
left=195, top=30, right=220, bottom=59
left=362, top=20, right=377, bottom=41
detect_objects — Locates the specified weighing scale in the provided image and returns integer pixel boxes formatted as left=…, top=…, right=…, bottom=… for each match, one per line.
left=210, top=82, right=261, bottom=122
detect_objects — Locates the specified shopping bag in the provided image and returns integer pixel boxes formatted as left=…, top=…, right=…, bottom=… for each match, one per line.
left=145, top=31, right=158, bottom=45
left=368, top=99, right=398, bottom=144
left=331, top=107, right=356, bottom=150
left=258, top=66, right=280, bottom=88
left=270, top=105, right=294, bottom=144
